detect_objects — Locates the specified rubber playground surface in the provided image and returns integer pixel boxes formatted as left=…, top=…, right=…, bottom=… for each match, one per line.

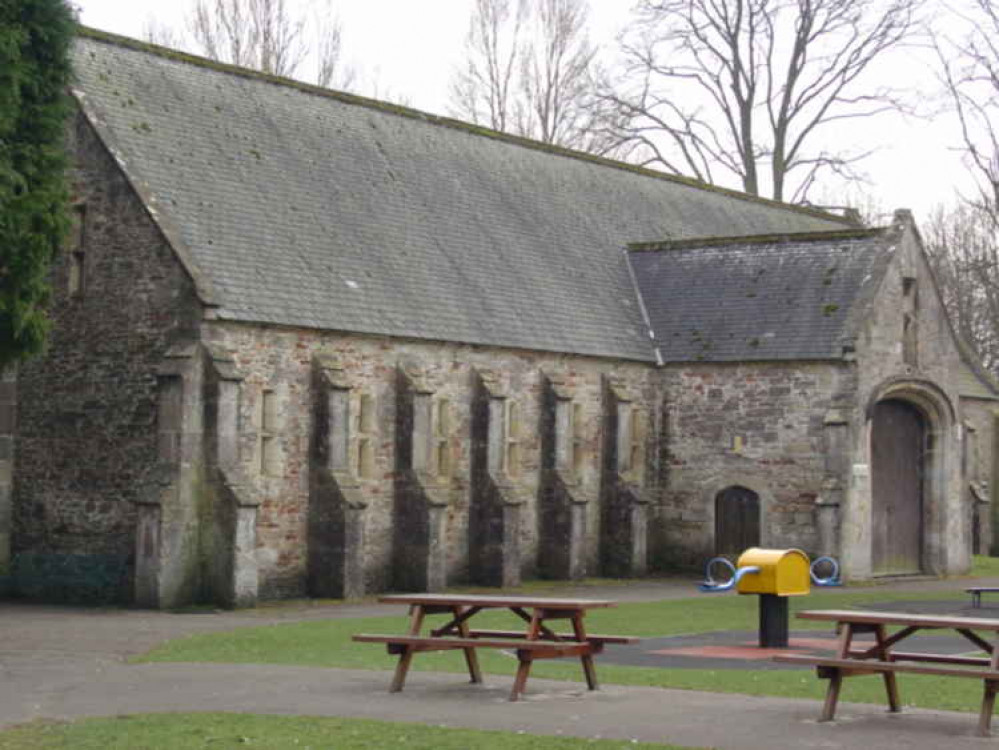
left=600, top=598, right=999, bottom=671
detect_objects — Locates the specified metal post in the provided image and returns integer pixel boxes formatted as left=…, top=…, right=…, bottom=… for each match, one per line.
left=759, top=594, right=789, bottom=648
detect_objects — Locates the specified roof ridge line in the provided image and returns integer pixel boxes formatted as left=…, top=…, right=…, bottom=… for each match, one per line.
left=627, top=227, right=886, bottom=253
left=76, top=25, right=857, bottom=228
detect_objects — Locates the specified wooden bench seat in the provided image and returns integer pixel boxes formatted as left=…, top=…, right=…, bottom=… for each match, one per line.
left=353, top=633, right=594, bottom=655
left=774, top=653, right=999, bottom=678
left=774, top=653, right=999, bottom=735
left=462, top=629, right=639, bottom=645
left=966, top=587, right=999, bottom=608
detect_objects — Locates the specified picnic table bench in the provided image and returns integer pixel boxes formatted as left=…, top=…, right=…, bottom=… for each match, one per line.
left=773, top=609, right=999, bottom=736
left=352, top=593, right=638, bottom=701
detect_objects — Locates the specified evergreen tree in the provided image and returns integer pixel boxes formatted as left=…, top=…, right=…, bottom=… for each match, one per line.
left=0, top=0, right=75, bottom=367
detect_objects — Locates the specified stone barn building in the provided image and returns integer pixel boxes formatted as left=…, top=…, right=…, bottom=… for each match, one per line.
left=2, top=28, right=996, bottom=607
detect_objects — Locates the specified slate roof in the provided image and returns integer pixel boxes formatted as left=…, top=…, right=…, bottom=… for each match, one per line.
left=627, top=229, right=892, bottom=362
left=956, top=346, right=999, bottom=400
left=70, top=29, right=852, bottom=362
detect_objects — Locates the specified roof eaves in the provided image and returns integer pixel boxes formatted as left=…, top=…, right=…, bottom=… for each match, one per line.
left=75, top=25, right=858, bottom=230
left=659, top=354, right=851, bottom=365
left=627, top=227, right=886, bottom=254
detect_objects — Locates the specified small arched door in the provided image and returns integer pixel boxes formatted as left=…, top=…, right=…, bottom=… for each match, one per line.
left=871, top=399, right=925, bottom=575
left=715, top=486, right=761, bottom=557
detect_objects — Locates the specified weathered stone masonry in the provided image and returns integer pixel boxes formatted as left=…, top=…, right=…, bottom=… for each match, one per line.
left=655, top=362, right=850, bottom=570
left=200, top=322, right=659, bottom=600
left=11, top=112, right=202, bottom=602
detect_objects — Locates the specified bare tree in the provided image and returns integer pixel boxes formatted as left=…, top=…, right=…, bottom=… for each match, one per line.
left=598, top=0, right=921, bottom=202
left=311, top=2, right=356, bottom=90
left=143, top=0, right=355, bottom=90
left=450, top=0, right=604, bottom=150
left=925, top=202, right=999, bottom=375
left=935, top=0, right=999, bottom=213
left=451, top=0, right=527, bottom=135
left=190, top=0, right=267, bottom=70
left=927, top=1, right=999, bottom=377
left=517, top=0, right=599, bottom=148
left=142, top=17, right=183, bottom=50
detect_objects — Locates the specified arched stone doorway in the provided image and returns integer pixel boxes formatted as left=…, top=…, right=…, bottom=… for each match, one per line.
left=871, top=399, right=926, bottom=575
left=714, top=486, right=761, bottom=557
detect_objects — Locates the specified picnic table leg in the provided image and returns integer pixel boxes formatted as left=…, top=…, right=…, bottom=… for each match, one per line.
left=571, top=613, right=598, bottom=691
left=834, top=622, right=854, bottom=658
left=510, top=651, right=533, bottom=701
left=453, top=606, right=483, bottom=684
left=818, top=667, right=843, bottom=722
left=389, top=605, right=426, bottom=693
left=819, top=625, right=853, bottom=723
left=979, top=680, right=998, bottom=737
left=874, top=625, right=901, bottom=713
left=390, top=648, right=415, bottom=693
left=508, top=610, right=545, bottom=701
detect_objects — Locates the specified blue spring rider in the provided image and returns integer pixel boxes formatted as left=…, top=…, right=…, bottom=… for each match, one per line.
left=698, top=554, right=841, bottom=593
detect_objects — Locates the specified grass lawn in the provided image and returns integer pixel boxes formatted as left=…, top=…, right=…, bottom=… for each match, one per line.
left=137, top=571, right=994, bottom=714
left=971, top=554, right=999, bottom=577
left=0, top=714, right=698, bottom=749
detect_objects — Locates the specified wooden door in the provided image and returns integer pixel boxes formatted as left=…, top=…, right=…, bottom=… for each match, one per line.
left=715, top=486, right=761, bottom=557
left=871, top=399, right=924, bottom=575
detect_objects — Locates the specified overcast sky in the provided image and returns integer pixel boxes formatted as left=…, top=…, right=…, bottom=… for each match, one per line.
left=73, top=0, right=976, bottom=223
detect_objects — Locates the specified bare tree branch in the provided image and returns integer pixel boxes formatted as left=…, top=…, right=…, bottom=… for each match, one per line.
left=142, top=17, right=183, bottom=50
left=925, top=202, right=999, bottom=375
left=450, top=0, right=526, bottom=133
left=597, top=0, right=922, bottom=201
left=312, top=0, right=355, bottom=91
left=449, top=0, right=606, bottom=151
left=188, top=0, right=306, bottom=78
left=142, top=0, right=356, bottom=91
left=935, top=0, right=999, bottom=212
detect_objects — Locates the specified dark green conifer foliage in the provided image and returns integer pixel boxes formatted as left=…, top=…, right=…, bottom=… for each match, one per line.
left=0, top=0, right=74, bottom=367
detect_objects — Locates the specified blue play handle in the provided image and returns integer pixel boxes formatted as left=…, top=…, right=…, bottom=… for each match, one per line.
left=698, top=556, right=761, bottom=592
left=697, top=554, right=842, bottom=591
left=809, top=556, right=842, bottom=586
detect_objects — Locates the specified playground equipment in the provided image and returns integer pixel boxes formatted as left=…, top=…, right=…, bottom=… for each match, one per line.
left=697, top=548, right=842, bottom=648
left=808, top=556, right=841, bottom=587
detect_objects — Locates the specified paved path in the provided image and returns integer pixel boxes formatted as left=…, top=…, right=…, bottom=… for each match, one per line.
left=3, top=575, right=999, bottom=749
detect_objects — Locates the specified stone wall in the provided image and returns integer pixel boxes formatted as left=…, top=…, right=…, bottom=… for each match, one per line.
left=200, top=321, right=659, bottom=598
left=655, top=361, right=849, bottom=568
left=0, top=367, right=15, bottom=572
left=961, top=397, right=998, bottom=555
left=11, top=112, right=201, bottom=600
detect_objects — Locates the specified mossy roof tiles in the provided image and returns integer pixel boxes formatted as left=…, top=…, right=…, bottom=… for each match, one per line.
left=628, top=231, right=890, bottom=362
left=71, top=30, right=851, bottom=361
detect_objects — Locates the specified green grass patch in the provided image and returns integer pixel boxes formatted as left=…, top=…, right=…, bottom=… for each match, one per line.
left=972, top=554, right=999, bottom=577
left=0, top=713, right=698, bottom=749
left=137, top=585, right=983, bottom=713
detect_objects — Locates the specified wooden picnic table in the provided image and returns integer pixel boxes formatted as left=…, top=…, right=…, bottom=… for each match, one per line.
left=352, top=593, right=637, bottom=701
left=773, top=609, right=999, bottom=736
